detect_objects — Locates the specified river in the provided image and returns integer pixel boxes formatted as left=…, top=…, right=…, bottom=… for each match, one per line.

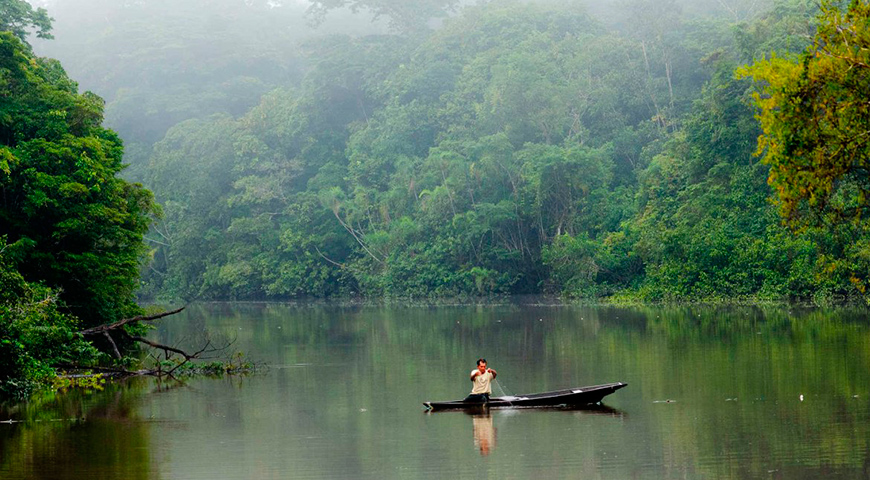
left=2, top=301, right=869, bottom=479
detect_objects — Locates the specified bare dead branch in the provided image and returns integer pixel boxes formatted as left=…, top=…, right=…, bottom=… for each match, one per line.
left=66, top=305, right=252, bottom=380
left=164, top=340, right=215, bottom=376
left=314, top=244, right=346, bottom=268
left=125, top=333, right=195, bottom=360
left=79, top=306, right=186, bottom=336
left=103, top=331, right=122, bottom=360
left=329, top=202, right=386, bottom=265
left=143, top=236, right=171, bottom=246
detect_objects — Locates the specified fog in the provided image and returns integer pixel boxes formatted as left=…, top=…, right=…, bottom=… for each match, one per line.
left=29, top=0, right=776, bottom=159
left=18, top=0, right=828, bottom=301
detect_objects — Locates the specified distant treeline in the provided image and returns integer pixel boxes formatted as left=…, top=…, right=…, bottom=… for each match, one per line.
left=23, top=0, right=870, bottom=303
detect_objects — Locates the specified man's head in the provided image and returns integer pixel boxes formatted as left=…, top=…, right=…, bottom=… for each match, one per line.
left=477, top=358, right=487, bottom=372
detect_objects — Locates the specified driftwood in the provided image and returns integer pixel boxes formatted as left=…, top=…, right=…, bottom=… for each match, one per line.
left=73, top=306, right=228, bottom=378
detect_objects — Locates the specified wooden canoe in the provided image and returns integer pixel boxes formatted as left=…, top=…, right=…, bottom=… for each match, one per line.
left=423, top=382, right=627, bottom=411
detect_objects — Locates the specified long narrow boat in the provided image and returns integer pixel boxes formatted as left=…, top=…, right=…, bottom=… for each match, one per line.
left=423, top=382, right=627, bottom=411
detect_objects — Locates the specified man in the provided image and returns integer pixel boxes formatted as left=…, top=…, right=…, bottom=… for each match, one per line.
left=464, top=358, right=497, bottom=403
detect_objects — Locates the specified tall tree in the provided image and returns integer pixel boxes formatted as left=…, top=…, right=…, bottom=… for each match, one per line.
left=0, top=0, right=53, bottom=46
left=740, top=0, right=870, bottom=228
left=0, top=31, right=156, bottom=326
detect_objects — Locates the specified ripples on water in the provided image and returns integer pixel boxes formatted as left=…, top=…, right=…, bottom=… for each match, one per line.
left=2, top=302, right=870, bottom=479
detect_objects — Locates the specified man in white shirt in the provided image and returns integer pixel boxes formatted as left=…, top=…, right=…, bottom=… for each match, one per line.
left=464, top=358, right=497, bottom=403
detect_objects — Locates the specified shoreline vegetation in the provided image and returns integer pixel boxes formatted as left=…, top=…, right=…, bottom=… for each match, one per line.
left=143, top=292, right=868, bottom=308
left=3, top=0, right=870, bottom=402
left=0, top=15, right=251, bottom=401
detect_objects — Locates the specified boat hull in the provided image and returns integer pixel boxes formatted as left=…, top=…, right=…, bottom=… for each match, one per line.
left=423, top=382, right=627, bottom=411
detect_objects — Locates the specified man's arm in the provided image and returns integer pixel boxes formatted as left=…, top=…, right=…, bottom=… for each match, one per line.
left=471, top=370, right=480, bottom=381
left=488, top=368, right=497, bottom=379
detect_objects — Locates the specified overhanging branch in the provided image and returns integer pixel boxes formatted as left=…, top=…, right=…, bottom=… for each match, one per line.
left=79, top=306, right=186, bottom=336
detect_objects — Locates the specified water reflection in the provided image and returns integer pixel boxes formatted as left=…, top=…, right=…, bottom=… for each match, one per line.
left=422, top=404, right=627, bottom=459
left=2, top=302, right=870, bottom=479
left=0, top=379, right=155, bottom=480
left=471, top=413, right=496, bottom=456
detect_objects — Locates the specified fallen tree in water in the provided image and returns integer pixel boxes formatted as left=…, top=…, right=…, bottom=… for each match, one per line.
left=63, top=306, right=253, bottom=380
left=1, top=269, right=254, bottom=402
left=79, top=306, right=187, bottom=361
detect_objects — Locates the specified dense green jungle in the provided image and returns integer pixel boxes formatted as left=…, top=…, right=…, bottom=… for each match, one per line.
left=2, top=0, right=870, bottom=400
left=33, top=0, right=868, bottom=302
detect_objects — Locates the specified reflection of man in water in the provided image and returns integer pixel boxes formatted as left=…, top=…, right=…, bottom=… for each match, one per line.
left=472, top=414, right=496, bottom=456
left=464, top=358, right=497, bottom=403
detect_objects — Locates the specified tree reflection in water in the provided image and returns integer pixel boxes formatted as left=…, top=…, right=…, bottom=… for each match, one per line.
left=0, top=378, right=156, bottom=480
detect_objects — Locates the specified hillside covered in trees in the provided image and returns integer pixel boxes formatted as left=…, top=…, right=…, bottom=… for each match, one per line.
left=10, top=0, right=870, bottom=306
left=44, top=0, right=850, bottom=302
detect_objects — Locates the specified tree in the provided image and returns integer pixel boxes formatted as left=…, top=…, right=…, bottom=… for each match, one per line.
left=0, top=0, right=53, bottom=46
left=0, top=32, right=156, bottom=327
left=739, top=0, right=870, bottom=228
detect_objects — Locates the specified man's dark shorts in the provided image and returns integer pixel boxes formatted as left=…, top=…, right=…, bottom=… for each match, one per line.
left=463, top=393, right=490, bottom=403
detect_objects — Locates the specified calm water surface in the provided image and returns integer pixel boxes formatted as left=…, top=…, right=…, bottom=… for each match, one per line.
left=2, top=301, right=870, bottom=479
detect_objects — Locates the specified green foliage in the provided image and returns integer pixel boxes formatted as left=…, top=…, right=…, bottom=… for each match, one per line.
left=731, top=0, right=818, bottom=61
left=0, top=241, right=104, bottom=400
left=51, top=373, right=107, bottom=393
left=139, top=3, right=671, bottom=300
left=43, top=0, right=852, bottom=302
left=542, top=234, right=606, bottom=297
left=0, top=32, right=156, bottom=326
left=0, top=32, right=156, bottom=401
left=739, top=0, right=870, bottom=227
left=0, top=0, right=53, bottom=46
left=739, top=0, right=870, bottom=293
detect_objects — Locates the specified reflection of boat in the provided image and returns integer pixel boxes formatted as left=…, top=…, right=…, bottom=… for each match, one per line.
left=423, top=382, right=627, bottom=411
left=552, top=403, right=627, bottom=418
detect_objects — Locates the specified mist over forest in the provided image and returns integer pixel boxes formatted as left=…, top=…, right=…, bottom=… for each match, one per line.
left=5, top=0, right=869, bottom=311
left=21, top=0, right=859, bottom=302
left=8, top=2, right=870, bottom=467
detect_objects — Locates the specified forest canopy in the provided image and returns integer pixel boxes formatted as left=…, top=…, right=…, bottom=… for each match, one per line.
left=100, top=0, right=853, bottom=302
left=9, top=0, right=870, bottom=307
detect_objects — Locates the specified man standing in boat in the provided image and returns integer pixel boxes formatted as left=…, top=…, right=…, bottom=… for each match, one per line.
left=465, top=358, right=497, bottom=403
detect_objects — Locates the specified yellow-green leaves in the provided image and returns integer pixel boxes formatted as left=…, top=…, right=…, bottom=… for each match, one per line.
left=740, top=0, right=870, bottom=229
left=0, top=147, right=13, bottom=175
